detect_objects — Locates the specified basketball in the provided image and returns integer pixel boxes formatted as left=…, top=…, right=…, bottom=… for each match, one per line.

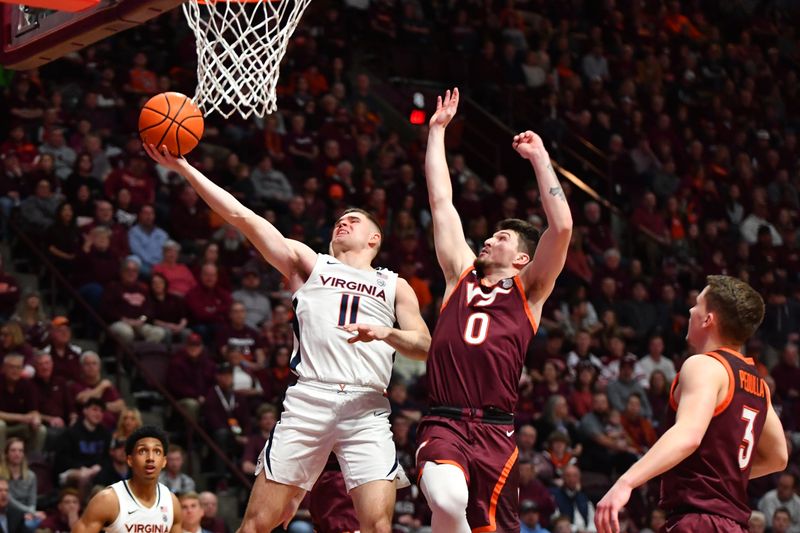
left=138, top=92, right=204, bottom=156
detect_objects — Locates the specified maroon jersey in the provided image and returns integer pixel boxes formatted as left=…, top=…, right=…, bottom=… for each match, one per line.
left=309, top=457, right=359, bottom=533
left=427, top=268, right=537, bottom=414
left=659, top=348, right=769, bottom=526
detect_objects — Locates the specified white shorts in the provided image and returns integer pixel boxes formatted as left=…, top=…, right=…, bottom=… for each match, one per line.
left=255, top=379, right=409, bottom=492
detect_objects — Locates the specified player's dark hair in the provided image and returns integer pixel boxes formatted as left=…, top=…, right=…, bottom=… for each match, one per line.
left=496, top=218, right=540, bottom=261
left=125, top=425, right=169, bottom=456
left=704, top=275, right=765, bottom=345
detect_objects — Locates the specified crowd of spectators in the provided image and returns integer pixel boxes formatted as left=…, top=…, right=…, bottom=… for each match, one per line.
left=0, top=0, right=799, bottom=532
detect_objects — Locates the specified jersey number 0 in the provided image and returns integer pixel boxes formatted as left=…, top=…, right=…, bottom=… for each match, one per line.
left=463, top=312, right=490, bottom=345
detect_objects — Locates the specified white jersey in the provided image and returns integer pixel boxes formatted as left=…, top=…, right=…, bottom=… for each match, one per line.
left=290, top=253, right=398, bottom=390
left=106, top=480, right=174, bottom=533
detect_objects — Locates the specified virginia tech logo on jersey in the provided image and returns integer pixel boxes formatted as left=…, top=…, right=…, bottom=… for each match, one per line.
left=465, top=282, right=513, bottom=307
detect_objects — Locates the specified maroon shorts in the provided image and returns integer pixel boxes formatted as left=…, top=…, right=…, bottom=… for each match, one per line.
left=663, top=513, right=747, bottom=532
left=416, top=416, right=519, bottom=533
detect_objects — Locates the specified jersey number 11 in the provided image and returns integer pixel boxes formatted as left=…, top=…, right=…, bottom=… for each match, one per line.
left=338, top=295, right=361, bottom=326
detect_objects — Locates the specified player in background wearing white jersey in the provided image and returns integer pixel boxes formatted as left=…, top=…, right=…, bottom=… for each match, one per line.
left=73, top=426, right=182, bottom=533
left=144, top=144, right=431, bottom=533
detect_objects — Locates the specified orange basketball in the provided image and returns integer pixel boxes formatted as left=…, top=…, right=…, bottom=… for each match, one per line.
left=139, top=92, right=204, bottom=156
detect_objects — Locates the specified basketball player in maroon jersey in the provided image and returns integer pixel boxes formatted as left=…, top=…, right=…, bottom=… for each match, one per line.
left=417, top=88, right=573, bottom=532
left=595, top=275, right=789, bottom=533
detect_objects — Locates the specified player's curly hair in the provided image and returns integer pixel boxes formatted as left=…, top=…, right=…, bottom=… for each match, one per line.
left=496, top=218, right=541, bottom=261
left=125, top=425, right=169, bottom=456
left=704, top=275, right=765, bottom=345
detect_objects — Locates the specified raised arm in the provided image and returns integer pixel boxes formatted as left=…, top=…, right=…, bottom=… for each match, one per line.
left=72, top=487, right=118, bottom=533
left=425, top=88, right=476, bottom=288
left=514, top=131, right=573, bottom=322
left=342, top=278, right=431, bottom=361
left=143, top=144, right=316, bottom=288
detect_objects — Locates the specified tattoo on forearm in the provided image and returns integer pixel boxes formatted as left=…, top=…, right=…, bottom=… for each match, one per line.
left=549, top=186, right=566, bottom=201
left=546, top=163, right=567, bottom=202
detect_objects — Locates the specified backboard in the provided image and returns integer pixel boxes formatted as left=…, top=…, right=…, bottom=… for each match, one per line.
left=0, top=0, right=183, bottom=70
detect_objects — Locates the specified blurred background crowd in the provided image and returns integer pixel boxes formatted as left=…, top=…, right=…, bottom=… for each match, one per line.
left=1, top=0, right=800, bottom=532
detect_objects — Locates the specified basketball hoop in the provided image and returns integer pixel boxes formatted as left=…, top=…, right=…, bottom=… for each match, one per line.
left=183, top=0, right=312, bottom=119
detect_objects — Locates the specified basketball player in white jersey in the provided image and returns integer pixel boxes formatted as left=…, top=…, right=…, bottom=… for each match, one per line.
left=144, top=144, right=431, bottom=533
left=73, top=426, right=182, bottom=533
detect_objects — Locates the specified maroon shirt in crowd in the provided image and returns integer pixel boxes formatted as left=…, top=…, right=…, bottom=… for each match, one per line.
left=185, top=284, right=232, bottom=325
left=33, top=373, right=74, bottom=422
left=151, top=293, right=188, bottom=325
left=104, top=166, right=155, bottom=209
left=101, top=280, right=152, bottom=321
left=38, top=513, right=71, bottom=533
left=69, top=379, right=122, bottom=429
left=72, top=247, right=121, bottom=287
left=214, top=323, right=262, bottom=359
left=167, top=348, right=216, bottom=400
left=771, top=360, right=800, bottom=403
left=0, top=374, right=38, bottom=415
left=169, top=202, right=210, bottom=242
left=44, top=343, right=82, bottom=384
left=203, top=384, right=251, bottom=434
left=80, top=222, right=130, bottom=259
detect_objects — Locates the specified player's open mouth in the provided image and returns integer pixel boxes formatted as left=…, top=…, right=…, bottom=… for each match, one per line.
left=145, top=465, right=156, bottom=473
left=336, top=230, right=348, bottom=237
left=479, top=248, right=488, bottom=256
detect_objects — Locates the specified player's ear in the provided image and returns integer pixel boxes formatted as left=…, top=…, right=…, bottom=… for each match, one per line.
left=513, top=252, right=531, bottom=269
left=369, top=231, right=381, bottom=248
left=127, top=455, right=133, bottom=468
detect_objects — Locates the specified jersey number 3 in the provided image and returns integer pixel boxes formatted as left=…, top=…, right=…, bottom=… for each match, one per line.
left=463, top=312, right=490, bottom=345
left=738, top=405, right=759, bottom=470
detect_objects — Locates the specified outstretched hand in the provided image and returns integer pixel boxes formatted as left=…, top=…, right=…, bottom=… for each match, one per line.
left=340, top=323, right=391, bottom=344
left=512, top=130, right=548, bottom=161
left=429, top=88, right=459, bottom=129
left=142, top=143, right=188, bottom=173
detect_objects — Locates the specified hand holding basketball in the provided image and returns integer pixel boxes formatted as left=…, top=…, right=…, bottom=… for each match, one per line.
left=512, top=130, right=548, bottom=161
left=139, top=92, right=204, bottom=156
left=429, top=88, right=459, bottom=129
left=142, top=143, right=186, bottom=173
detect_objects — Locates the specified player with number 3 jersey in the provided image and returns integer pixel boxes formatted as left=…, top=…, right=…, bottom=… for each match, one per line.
left=417, top=88, right=573, bottom=533
left=143, top=143, right=431, bottom=533
left=595, top=275, right=789, bottom=533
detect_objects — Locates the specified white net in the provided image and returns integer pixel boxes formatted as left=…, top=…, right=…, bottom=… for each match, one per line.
left=183, top=0, right=313, bottom=119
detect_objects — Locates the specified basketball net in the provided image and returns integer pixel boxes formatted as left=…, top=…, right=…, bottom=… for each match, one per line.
left=183, top=0, right=312, bottom=118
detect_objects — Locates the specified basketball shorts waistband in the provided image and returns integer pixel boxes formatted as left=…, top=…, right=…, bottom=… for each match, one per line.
left=427, top=405, right=514, bottom=425
left=296, top=378, right=386, bottom=395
